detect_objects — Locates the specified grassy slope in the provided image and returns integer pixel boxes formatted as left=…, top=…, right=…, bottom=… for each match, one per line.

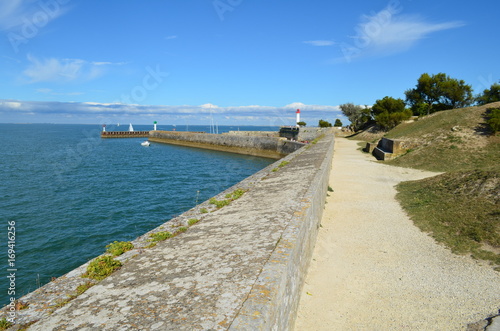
left=385, top=101, right=500, bottom=172
left=354, top=102, right=500, bottom=269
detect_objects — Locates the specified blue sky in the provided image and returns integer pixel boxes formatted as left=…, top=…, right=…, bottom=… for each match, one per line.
left=0, top=0, right=498, bottom=126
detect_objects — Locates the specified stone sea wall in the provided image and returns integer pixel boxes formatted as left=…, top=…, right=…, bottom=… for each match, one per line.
left=149, top=130, right=304, bottom=159
left=1, top=132, right=335, bottom=330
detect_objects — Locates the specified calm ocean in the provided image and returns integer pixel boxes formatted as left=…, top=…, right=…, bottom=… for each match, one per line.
left=0, top=124, right=276, bottom=306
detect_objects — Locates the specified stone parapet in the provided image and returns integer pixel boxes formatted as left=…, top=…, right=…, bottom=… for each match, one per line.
left=2, top=133, right=335, bottom=331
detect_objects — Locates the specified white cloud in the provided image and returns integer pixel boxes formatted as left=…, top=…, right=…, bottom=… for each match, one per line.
left=0, top=100, right=348, bottom=125
left=91, top=61, right=128, bottom=66
left=0, top=0, right=70, bottom=30
left=339, top=5, right=465, bottom=61
left=200, top=103, right=219, bottom=109
left=165, top=35, right=178, bottom=40
left=358, top=15, right=463, bottom=52
left=23, top=55, right=123, bottom=83
left=303, top=40, right=336, bottom=46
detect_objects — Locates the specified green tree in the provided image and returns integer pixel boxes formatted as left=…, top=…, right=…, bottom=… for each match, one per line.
left=487, top=108, right=500, bottom=133
left=441, top=78, right=474, bottom=109
left=334, top=119, right=343, bottom=127
left=476, top=83, right=500, bottom=105
left=371, top=96, right=412, bottom=130
left=297, top=121, right=306, bottom=127
left=371, top=96, right=406, bottom=116
left=339, top=103, right=371, bottom=131
left=405, top=73, right=474, bottom=115
left=318, top=119, right=332, bottom=127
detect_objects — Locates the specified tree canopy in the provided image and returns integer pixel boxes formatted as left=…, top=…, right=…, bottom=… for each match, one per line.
left=334, top=119, right=343, bottom=127
left=371, top=96, right=412, bottom=130
left=339, top=103, right=371, bottom=131
left=318, top=119, right=332, bottom=127
left=405, top=73, right=473, bottom=115
left=476, top=83, right=500, bottom=105
left=371, top=96, right=406, bottom=116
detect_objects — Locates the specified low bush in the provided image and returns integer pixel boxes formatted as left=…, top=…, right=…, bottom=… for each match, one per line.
left=487, top=108, right=500, bottom=133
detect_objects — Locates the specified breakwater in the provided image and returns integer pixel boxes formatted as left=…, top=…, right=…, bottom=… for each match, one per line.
left=1, top=131, right=334, bottom=330
left=101, top=131, right=150, bottom=138
left=149, top=130, right=304, bottom=159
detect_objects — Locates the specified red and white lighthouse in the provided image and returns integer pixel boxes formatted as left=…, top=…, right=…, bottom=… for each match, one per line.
left=296, top=109, right=301, bottom=126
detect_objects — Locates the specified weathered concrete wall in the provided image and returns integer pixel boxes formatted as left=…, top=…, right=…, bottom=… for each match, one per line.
left=230, top=135, right=334, bottom=330
left=297, top=127, right=325, bottom=142
left=2, top=133, right=335, bottom=330
left=149, top=131, right=304, bottom=159
left=224, top=131, right=279, bottom=137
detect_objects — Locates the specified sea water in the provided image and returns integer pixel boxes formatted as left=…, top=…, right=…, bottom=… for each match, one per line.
left=0, top=124, right=276, bottom=306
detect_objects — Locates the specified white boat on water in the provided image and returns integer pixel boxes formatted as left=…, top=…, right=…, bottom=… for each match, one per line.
left=141, top=141, right=150, bottom=147
left=129, top=123, right=134, bottom=132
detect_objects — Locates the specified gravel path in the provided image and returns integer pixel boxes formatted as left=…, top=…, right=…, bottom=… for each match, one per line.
left=294, top=137, right=500, bottom=330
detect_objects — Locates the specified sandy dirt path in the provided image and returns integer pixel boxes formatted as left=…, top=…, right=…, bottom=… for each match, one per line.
left=294, top=137, right=500, bottom=331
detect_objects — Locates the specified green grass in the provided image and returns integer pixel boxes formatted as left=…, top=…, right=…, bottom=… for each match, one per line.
left=188, top=218, right=200, bottom=226
left=272, top=161, right=289, bottom=172
left=210, top=188, right=247, bottom=208
left=397, top=170, right=500, bottom=270
left=311, top=134, right=325, bottom=144
left=349, top=103, right=500, bottom=270
left=83, top=256, right=122, bottom=281
left=209, top=197, right=231, bottom=208
left=149, top=231, right=173, bottom=242
left=105, top=241, right=134, bottom=256
left=382, top=103, right=500, bottom=172
left=176, top=226, right=188, bottom=234
left=76, top=281, right=94, bottom=295
left=0, top=318, right=13, bottom=330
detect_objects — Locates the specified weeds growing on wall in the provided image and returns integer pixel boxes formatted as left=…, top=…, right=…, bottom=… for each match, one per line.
left=210, top=188, right=247, bottom=208
left=106, top=241, right=134, bottom=257
left=83, top=256, right=123, bottom=281
left=149, top=231, right=173, bottom=242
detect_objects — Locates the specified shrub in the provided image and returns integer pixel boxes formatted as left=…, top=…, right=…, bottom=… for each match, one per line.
left=106, top=241, right=134, bottom=256
left=318, top=119, right=332, bottom=127
left=487, top=108, right=500, bottom=133
left=83, top=256, right=122, bottom=280
left=375, top=109, right=412, bottom=130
